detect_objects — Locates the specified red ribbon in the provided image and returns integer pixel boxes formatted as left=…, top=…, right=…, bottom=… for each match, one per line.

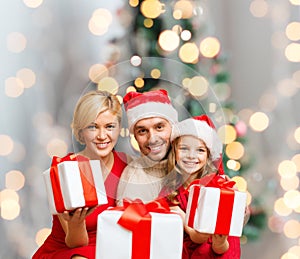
left=116, top=199, right=171, bottom=259
left=187, top=174, right=236, bottom=235
left=49, top=153, right=98, bottom=213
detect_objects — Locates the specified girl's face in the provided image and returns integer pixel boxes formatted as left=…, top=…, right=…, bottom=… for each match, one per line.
left=175, top=135, right=208, bottom=176
left=80, top=110, right=120, bottom=160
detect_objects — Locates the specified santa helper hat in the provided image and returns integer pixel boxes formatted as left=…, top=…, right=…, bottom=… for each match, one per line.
left=171, top=115, right=225, bottom=175
left=123, top=89, right=178, bottom=133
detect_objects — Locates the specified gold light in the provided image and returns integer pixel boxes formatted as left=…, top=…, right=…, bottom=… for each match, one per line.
left=173, top=0, right=194, bottom=19
left=218, top=125, right=237, bottom=144
left=141, top=0, right=165, bottom=19
left=98, top=77, right=119, bottom=94
left=199, top=37, right=221, bottom=58
left=5, top=170, right=25, bottom=191
left=278, top=160, right=297, bottom=178
left=225, top=141, right=245, bottom=160
left=286, top=22, right=300, bottom=41
left=88, top=64, right=109, bottom=83
left=16, top=68, right=36, bottom=88
left=249, top=112, right=269, bottom=132
left=186, top=76, right=208, bottom=97
left=285, top=43, right=300, bottom=62
left=0, top=135, right=14, bottom=156
left=158, top=30, right=180, bottom=52
left=179, top=42, right=199, bottom=63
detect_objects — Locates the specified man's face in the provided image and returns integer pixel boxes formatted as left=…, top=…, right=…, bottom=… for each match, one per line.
left=133, top=117, right=172, bottom=161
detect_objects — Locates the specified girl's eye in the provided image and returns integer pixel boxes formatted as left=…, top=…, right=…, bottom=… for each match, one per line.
left=197, top=148, right=206, bottom=153
left=179, top=147, right=188, bottom=151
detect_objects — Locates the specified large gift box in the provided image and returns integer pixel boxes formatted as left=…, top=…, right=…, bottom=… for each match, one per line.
left=43, top=154, right=108, bottom=214
left=185, top=174, right=247, bottom=237
left=96, top=199, right=183, bottom=259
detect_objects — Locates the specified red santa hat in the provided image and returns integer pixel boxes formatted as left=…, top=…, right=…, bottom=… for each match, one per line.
left=171, top=115, right=223, bottom=163
left=123, top=89, right=178, bottom=133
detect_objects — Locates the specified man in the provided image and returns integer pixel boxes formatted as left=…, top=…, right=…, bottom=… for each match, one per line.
left=116, top=89, right=178, bottom=205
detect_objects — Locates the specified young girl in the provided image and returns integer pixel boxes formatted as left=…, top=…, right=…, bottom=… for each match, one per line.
left=160, top=115, right=241, bottom=258
left=32, top=90, right=127, bottom=259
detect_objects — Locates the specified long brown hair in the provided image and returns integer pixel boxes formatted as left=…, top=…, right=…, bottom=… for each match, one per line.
left=163, top=137, right=217, bottom=204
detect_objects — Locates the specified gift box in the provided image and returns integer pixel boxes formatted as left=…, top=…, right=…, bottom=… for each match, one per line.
left=96, top=199, right=183, bottom=259
left=43, top=154, right=108, bottom=214
left=185, top=174, right=247, bottom=237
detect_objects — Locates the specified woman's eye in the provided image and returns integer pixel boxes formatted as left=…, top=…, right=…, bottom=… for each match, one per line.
left=87, top=125, right=96, bottom=130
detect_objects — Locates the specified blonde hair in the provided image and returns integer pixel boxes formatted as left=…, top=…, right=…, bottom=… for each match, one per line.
left=71, top=90, right=122, bottom=144
left=164, top=136, right=217, bottom=204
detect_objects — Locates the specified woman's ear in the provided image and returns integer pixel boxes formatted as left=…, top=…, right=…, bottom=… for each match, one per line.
left=78, top=130, right=85, bottom=144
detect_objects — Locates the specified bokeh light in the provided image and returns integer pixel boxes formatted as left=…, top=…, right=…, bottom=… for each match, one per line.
left=179, top=42, right=199, bottom=63
left=16, top=68, right=36, bottom=88
left=274, top=198, right=293, bottom=216
left=285, top=43, right=300, bottom=62
left=6, top=32, right=27, bottom=53
left=225, top=141, right=245, bottom=160
left=199, top=37, right=221, bottom=58
left=158, top=30, right=180, bottom=51
left=140, top=0, right=165, bottom=19
left=249, top=112, right=269, bottom=132
left=249, top=0, right=268, bottom=18
left=88, top=8, right=113, bottom=36
left=278, top=160, right=297, bottom=178
left=286, top=22, right=300, bottom=41
left=35, top=228, right=51, bottom=247
left=283, top=220, right=300, bottom=239
left=23, top=0, right=43, bottom=8
left=173, top=0, right=194, bottom=19
left=218, top=124, right=237, bottom=144
left=5, top=170, right=26, bottom=191
left=89, top=64, right=109, bottom=83
left=5, top=77, right=25, bottom=98
left=185, top=76, right=208, bottom=97
left=46, top=138, right=68, bottom=158
left=0, top=135, right=14, bottom=156
left=97, top=77, right=119, bottom=94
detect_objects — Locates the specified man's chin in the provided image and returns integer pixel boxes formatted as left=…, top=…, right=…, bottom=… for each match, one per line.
left=146, top=153, right=165, bottom=162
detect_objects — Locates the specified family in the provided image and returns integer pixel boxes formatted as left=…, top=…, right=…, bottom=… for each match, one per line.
left=32, top=89, right=244, bottom=259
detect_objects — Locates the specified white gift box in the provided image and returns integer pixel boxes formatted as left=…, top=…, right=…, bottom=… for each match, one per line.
left=96, top=210, right=183, bottom=259
left=43, top=159, right=108, bottom=214
left=186, top=185, right=247, bottom=237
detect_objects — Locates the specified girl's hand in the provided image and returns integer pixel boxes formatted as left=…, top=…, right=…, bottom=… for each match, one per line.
left=212, top=234, right=229, bottom=254
left=170, top=206, right=186, bottom=224
left=184, top=226, right=211, bottom=244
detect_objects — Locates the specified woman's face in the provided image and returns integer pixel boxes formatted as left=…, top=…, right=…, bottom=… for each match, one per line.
left=175, top=135, right=208, bottom=176
left=80, top=110, right=120, bottom=160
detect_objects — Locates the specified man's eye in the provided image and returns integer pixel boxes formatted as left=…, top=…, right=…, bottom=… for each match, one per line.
left=107, top=124, right=116, bottom=129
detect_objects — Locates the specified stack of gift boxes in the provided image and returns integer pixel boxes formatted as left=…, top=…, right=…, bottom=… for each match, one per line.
left=43, top=156, right=247, bottom=258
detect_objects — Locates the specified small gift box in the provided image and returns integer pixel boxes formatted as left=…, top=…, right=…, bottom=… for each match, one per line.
left=96, top=199, right=183, bottom=259
left=43, top=153, right=108, bottom=214
left=185, top=174, right=247, bottom=237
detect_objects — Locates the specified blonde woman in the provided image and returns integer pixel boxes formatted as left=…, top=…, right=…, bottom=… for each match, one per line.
left=33, top=90, right=127, bottom=259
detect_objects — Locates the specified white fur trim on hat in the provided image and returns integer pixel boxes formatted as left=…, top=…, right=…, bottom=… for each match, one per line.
left=127, top=102, right=178, bottom=133
left=171, top=118, right=223, bottom=161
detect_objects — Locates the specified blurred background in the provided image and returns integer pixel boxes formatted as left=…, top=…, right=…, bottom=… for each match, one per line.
left=1, top=0, right=300, bottom=258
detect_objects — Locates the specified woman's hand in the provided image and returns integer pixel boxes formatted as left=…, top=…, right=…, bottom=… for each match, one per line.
left=58, top=206, right=97, bottom=248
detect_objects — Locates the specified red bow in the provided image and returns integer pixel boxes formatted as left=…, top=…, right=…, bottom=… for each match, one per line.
left=115, top=198, right=171, bottom=259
